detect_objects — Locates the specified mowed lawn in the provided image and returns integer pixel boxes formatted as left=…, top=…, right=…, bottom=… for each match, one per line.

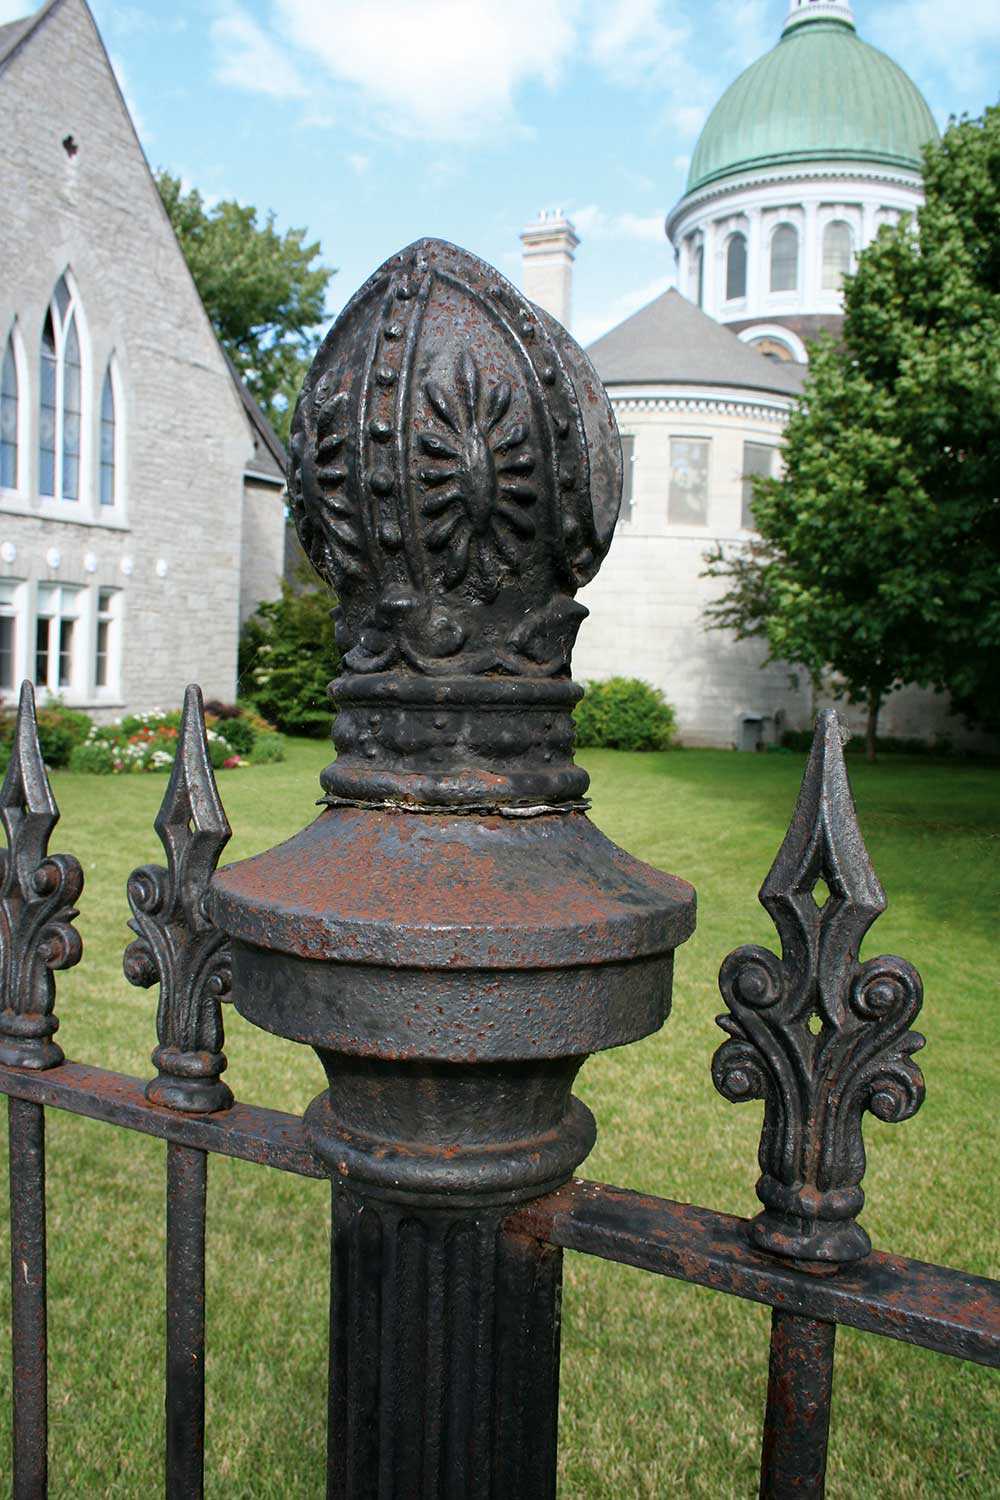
left=0, top=739, right=997, bottom=1497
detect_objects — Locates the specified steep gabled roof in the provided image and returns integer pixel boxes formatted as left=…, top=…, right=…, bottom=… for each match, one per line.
left=0, top=0, right=62, bottom=73
left=587, top=289, right=807, bottom=398
left=225, top=355, right=287, bottom=485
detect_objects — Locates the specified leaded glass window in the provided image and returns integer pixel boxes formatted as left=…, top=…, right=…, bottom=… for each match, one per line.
left=38, top=276, right=84, bottom=502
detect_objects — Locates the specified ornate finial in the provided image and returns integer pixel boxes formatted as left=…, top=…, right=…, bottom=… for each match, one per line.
left=124, top=685, right=233, bottom=1113
left=0, top=682, right=83, bottom=1069
left=287, top=237, right=623, bottom=812
left=713, top=712, right=925, bottom=1264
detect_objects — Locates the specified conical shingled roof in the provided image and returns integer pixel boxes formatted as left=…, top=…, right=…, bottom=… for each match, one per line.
left=586, top=290, right=807, bottom=398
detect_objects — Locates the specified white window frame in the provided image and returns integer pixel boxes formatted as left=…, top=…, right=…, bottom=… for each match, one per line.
left=618, top=434, right=636, bottom=526
left=33, top=582, right=85, bottom=700
left=0, top=580, right=27, bottom=698
left=98, top=354, right=126, bottom=516
left=740, top=442, right=778, bottom=531
left=92, top=586, right=123, bottom=699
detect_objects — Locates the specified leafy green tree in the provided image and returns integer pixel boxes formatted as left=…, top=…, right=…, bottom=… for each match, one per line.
left=157, top=171, right=333, bottom=441
left=705, top=106, right=1000, bottom=760
left=239, top=566, right=341, bottom=737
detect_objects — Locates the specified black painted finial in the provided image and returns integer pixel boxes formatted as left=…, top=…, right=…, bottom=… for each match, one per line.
left=0, top=682, right=83, bottom=1069
left=124, top=685, right=234, bottom=1113
left=287, top=237, right=623, bottom=812
left=713, top=710, right=925, bottom=1265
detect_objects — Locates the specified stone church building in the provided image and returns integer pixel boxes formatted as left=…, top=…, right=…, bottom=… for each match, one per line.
left=0, top=0, right=287, bottom=718
left=523, top=0, right=969, bottom=748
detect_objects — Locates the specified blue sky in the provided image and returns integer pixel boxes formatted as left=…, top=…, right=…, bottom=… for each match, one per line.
left=7, top=0, right=999, bottom=344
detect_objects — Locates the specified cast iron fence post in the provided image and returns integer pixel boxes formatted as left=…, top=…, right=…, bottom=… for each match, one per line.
left=210, top=238, right=696, bottom=1497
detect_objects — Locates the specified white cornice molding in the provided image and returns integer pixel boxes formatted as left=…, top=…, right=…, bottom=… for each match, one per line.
left=667, top=161, right=923, bottom=242
left=608, top=390, right=793, bottom=425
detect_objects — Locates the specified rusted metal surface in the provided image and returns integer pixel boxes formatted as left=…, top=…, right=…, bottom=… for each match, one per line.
left=8, top=1097, right=48, bottom=1500
left=210, top=239, right=696, bottom=1497
left=329, top=1192, right=562, bottom=1499
left=0, top=682, right=83, bottom=1071
left=165, top=1144, right=207, bottom=1500
left=125, top=684, right=234, bottom=1114
left=509, top=1180, right=1000, bottom=1367
left=714, top=712, right=925, bottom=1264
left=759, top=1312, right=836, bottom=1499
left=0, top=1060, right=324, bottom=1179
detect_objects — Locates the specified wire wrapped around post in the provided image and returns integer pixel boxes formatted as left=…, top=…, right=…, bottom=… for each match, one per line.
left=713, top=710, right=926, bottom=1266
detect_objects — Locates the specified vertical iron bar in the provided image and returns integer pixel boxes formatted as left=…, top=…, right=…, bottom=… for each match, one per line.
left=165, top=1143, right=207, bottom=1500
left=759, top=1309, right=836, bottom=1499
left=8, top=1096, right=49, bottom=1500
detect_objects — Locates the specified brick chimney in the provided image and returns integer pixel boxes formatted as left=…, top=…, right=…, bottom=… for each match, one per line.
left=520, top=209, right=580, bottom=330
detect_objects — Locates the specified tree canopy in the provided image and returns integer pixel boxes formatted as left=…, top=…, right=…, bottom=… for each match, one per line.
left=157, top=171, right=334, bottom=442
left=704, top=106, right=1000, bottom=758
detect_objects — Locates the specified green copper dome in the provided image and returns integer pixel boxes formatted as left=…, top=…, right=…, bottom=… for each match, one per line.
left=686, top=14, right=938, bottom=194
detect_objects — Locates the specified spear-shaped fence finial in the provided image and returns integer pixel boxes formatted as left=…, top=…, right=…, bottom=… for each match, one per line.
left=0, top=682, right=83, bottom=1069
left=124, top=685, right=234, bottom=1113
left=713, top=710, right=926, bottom=1265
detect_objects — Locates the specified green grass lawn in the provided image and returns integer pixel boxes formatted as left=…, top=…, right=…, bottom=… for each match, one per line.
left=0, top=740, right=997, bottom=1497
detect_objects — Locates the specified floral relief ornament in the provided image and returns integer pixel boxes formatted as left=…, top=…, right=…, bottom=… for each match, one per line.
left=287, top=238, right=623, bottom=680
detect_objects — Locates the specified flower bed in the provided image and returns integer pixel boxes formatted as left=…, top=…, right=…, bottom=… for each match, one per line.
left=67, top=703, right=286, bottom=774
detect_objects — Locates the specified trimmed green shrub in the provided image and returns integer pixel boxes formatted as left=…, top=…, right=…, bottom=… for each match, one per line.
left=69, top=740, right=116, bottom=774
left=0, top=700, right=93, bottom=768
left=574, top=678, right=677, bottom=752
left=210, top=714, right=256, bottom=755
left=239, top=569, right=340, bottom=738
left=249, top=733, right=287, bottom=765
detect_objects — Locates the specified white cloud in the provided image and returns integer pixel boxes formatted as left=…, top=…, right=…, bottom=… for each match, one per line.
left=0, top=1, right=30, bottom=19
left=212, top=5, right=307, bottom=100
left=272, top=0, right=579, bottom=140
left=867, top=0, right=1000, bottom=102
left=575, top=272, right=675, bottom=346
left=587, top=0, right=689, bottom=85
left=570, top=204, right=665, bottom=243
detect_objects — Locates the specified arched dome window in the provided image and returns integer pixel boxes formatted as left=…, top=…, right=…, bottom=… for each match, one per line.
left=39, top=274, right=84, bottom=501
left=770, top=224, right=799, bottom=293
left=693, top=242, right=705, bottom=308
left=1, top=333, right=19, bottom=490
left=822, top=220, right=853, bottom=290
left=726, top=233, right=747, bottom=301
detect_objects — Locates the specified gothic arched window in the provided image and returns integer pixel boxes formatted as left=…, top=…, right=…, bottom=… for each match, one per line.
left=822, top=220, right=853, bottom=290
left=726, top=233, right=748, bottom=301
left=100, top=363, right=117, bottom=507
left=1, top=334, right=18, bottom=490
left=770, top=224, right=799, bottom=293
left=39, top=275, right=83, bottom=501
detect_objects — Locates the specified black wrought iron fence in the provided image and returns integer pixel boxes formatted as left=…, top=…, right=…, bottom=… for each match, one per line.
left=0, top=237, right=997, bottom=1500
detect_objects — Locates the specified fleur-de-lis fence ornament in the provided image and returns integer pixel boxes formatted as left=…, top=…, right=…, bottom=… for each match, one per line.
left=713, top=712, right=925, bottom=1265
left=0, top=682, right=83, bottom=1069
left=124, top=685, right=234, bottom=1113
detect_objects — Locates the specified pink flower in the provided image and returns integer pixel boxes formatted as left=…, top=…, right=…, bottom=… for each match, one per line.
left=223, top=755, right=241, bottom=770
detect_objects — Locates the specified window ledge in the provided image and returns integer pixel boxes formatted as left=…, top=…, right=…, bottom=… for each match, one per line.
left=0, top=497, right=130, bottom=532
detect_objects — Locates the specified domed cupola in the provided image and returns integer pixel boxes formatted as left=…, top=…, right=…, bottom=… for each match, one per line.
left=666, top=0, right=938, bottom=362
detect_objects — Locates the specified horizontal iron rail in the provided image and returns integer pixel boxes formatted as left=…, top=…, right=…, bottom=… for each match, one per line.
left=509, top=1180, right=1000, bottom=1369
left=0, top=1061, right=325, bottom=1180
left=2, top=1064, right=996, bottom=1373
